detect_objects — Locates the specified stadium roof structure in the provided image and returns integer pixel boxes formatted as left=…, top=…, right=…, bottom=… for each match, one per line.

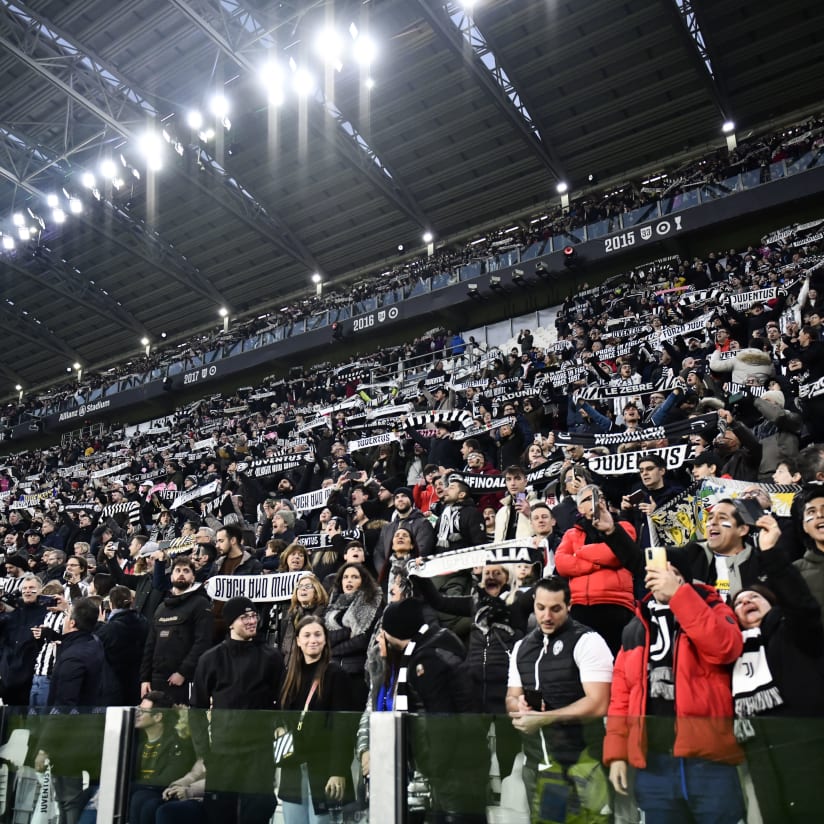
left=0, top=0, right=822, bottom=393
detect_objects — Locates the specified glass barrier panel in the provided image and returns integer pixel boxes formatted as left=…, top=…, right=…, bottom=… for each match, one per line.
left=586, top=220, right=610, bottom=240
left=786, top=151, right=813, bottom=175
left=521, top=242, right=544, bottom=260
left=621, top=206, right=647, bottom=228
left=0, top=706, right=107, bottom=824
left=397, top=713, right=824, bottom=824
left=116, top=708, right=372, bottom=824
left=769, top=160, right=786, bottom=181
left=741, top=169, right=762, bottom=189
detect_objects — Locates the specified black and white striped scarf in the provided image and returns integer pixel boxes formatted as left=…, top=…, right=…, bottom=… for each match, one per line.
left=395, top=623, right=429, bottom=712
left=733, top=627, right=783, bottom=718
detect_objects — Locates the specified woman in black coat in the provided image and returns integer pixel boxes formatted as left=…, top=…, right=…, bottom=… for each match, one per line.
left=278, top=616, right=360, bottom=823
left=731, top=516, right=824, bottom=823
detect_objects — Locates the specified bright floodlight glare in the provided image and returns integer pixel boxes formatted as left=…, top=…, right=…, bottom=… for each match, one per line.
left=73, top=362, right=81, bottom=370
left=316, top=28, right=343, bottom=63
left=81, top=172, right=96, bottom=189
left=14, top=384, right=21, bottom=391
left=140, top=337, right=150, bottom=346
left=69, top=198, right=82, bottom=214
left=100, top=159, right=117, bottom=179
left=138, top=132, right=164, bottom=171
left=2, top=235, right=14, bottom=250
left=209, top=94, right=229, bottom=119
left=365, top=77, right=375, bottom=89
left=12, top=213, right=24, bottom=227
left=423, top=231, right=434, bottom=243
left=293, top=69, right=315, bottom=97
left=218, top=307, right=229, bottom=318
left=353, top=34, right=377, bottom=66
left=46, top=193, right=59, bottom=208
left=199, top=128, right=216, bottom=142
left=722, top=120, right=736, bottom=133
left=461, top=0, right=476, bottom=10
left=52, top=208, right=66, bottom=224
left=556, top=181, right=569, bottom=194
left=186, top=110, right=204, bottom=130
left=17, top=227, right=29, bottom=241
left=260, top=62, right=285, bottom=104
left=311, top=273, right=322, bottom=284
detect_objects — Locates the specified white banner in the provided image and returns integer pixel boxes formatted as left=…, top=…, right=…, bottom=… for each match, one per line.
left=407, top=539, right=541, bottom=578
left=290, top=487, right=332, bottom=515
left=347, top=432, right=399, bottom=453
left=170, top=480, right=220, bottom=510
left=90, top=462, right=131, bottom=479
left=205, top=571, right=306, bottom=602
left=587, top=444, right=691, bottom=475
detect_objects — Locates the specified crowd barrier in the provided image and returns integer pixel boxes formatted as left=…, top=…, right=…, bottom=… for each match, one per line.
left=0, top=706, right=815, bottom=823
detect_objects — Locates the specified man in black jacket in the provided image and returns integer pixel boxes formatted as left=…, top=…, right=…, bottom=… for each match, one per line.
left=0, top=574, right=47, bottom=706
left=190, top=597, right=284, bottom=824
left=140, top=557, right=213, bottom=704
left=38, top=597, right=107, bottom=824
left=383, top=598, right=488, bottom=823
left=96, top=585, right=148, bottom=706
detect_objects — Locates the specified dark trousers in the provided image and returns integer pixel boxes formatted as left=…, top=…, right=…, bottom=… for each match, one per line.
left=53, top=776, right=95, bottom=824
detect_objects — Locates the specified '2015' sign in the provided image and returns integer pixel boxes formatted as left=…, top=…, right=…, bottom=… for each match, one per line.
left=604, top=215, right=684, bottom=254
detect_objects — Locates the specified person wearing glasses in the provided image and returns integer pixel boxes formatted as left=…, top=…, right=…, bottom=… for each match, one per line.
left=190, top=597, right=285, bottom=824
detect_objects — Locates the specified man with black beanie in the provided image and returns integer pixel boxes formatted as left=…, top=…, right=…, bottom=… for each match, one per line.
left=191, top=596, right=285, bottom=824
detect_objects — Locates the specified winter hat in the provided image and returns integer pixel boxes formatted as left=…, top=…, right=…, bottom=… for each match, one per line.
left=359, top=499, right=384, bottom=521
left=381, top=598, right=425, bottom=640
left=223, top=597, right=257, bottom=627
left=760, top=390, right=785, bottom=408
left=4, top=555, right=29, bottom=572
left=393, top=487, right=413, bottom=501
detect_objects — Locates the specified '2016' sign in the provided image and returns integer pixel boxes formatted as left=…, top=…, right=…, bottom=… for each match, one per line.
left=353, top=305, right=400, bottom=332
left=604, top=215, right=684, bottom=254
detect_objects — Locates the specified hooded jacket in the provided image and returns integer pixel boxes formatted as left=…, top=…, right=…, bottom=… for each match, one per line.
left=555, top=519, right=638, bottom=611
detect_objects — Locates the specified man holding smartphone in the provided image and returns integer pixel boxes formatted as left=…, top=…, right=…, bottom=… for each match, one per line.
left=506, top=577, right=613, bottom=808
left=494, top=465, right=538, bottom=541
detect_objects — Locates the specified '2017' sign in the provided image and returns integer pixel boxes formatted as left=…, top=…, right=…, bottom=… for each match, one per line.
left=604, top=215, right=684, bottom=254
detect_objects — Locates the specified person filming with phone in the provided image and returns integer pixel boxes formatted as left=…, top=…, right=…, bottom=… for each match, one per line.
left=604, top=546, right=746, bottom=823
left=494, top=465, right=539, bottom=541
left=555, top=485, right=642, bottom=655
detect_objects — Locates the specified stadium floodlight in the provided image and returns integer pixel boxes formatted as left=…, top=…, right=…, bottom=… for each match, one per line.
left=12, top=213, right=24, bottom=227
left=81, top=172, right=96, bottom=189
left=292, top=69, right=315, bottom=97
left=556, top=181, right=569, bottom=194
left=187, top=110, right=204, bottom=130
left=365, top=77, right=375, bottom=90
left=209, top=94, right=230, bottom=119
left=423, top=231, right=434, bottom=244
left=100, top=159, right=117, bottom=179
left=260, top=62, right=285, bottom=105
left=316, top=28, right=344, bottom=71
left=69, top=198, right=82, bottom=215
left=138, top=131, right=164, bottom=171
left=46, top=193, right=59, bottom=208
left=722, top=120, right=736, bottom=134
left=353, top=34, right=377, bottom=66
left=52, top=208, right=66, bottom=224
left=2, top=235, right=14, bottom=250
left=218, top=307, right=229, bottom=318
left=312, top=273, right=322, bottom=284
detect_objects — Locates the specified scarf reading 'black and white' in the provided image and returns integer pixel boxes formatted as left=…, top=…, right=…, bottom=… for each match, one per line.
left=732, top=627, right=784, bottom=718
left=394, top=624, right=429, bottom=713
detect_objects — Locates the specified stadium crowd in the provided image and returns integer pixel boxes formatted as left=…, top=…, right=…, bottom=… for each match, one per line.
left=0, top=214, right=823, bottom=824
left=3, top=111, right=822, bottom=428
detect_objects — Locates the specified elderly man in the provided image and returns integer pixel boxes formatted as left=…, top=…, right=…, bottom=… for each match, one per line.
left=0, top=574, right=47, bottom=705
